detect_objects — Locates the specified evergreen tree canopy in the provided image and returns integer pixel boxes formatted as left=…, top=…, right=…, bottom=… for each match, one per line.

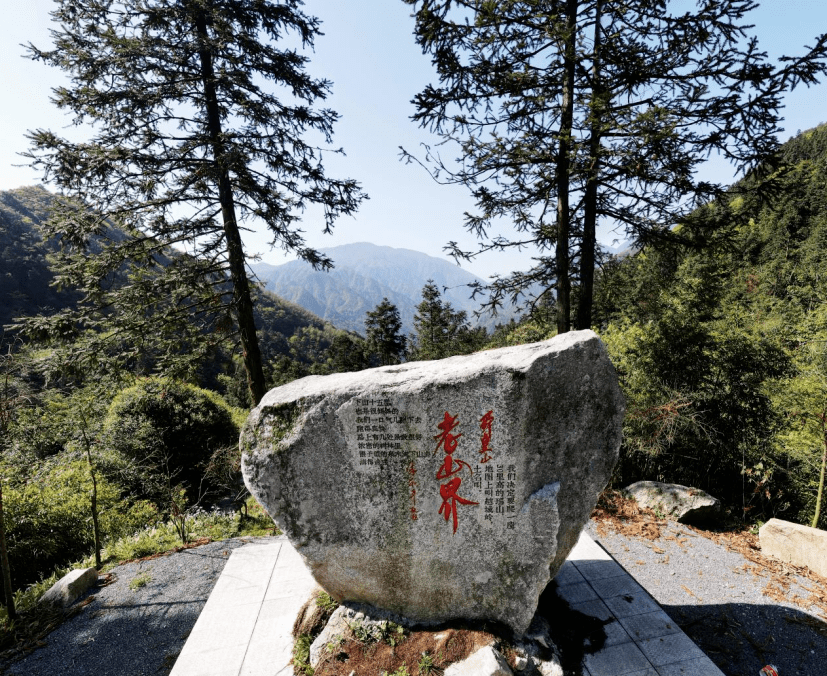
left=365, top=298, right=406, bottom=366
left=403, top=0, right=827, bottom=333
left=22, top=0, right=365, bottom=403
left=412, top=279, right=485, bottom=359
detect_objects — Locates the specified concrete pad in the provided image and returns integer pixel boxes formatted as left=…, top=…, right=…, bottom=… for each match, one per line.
left=636, top=632, right=706, bottom=667
left=570, top=599, right=632, bottom=647
left=171, top=530, right=721, bottom=676
left=568, top=530, right=612, bottom=562
left=582, top=641, right=653, bottom=676
left=170, top=537, right=315, bottom=676
left=588, top=574, right=646, bottom=599
left=554, top=560, right=587, bottom=586
left=575, top=559, right=627, bottom=582
left=555, top=580, right=599, bottom=604
left=603, top=589, right=661, bottom=619
left=656, top=656, right=726, bottom=675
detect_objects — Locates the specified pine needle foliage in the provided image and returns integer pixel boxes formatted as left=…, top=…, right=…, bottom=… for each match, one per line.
left=403, top=0, right=827, bottom=333
left=21, top=0, right=365, bottom=402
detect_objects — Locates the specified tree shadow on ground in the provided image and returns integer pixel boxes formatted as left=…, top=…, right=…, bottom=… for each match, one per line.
left=664, top=600, right=827, bottom=676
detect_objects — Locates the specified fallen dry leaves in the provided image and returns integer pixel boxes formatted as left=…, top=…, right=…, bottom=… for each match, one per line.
left=591, top=489, right=827, bottom=623
left=312, top=626, right=499, bottom=676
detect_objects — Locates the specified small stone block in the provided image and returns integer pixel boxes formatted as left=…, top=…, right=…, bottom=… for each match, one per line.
left=655, top=656, right=726, bottom=675
left=636, top=632, right=705, bottom=667
left=760, top=518, right=827, bottom=578
left=582, top=641, right=653, bottom=676
left=39, top=567, right=98, bottom=608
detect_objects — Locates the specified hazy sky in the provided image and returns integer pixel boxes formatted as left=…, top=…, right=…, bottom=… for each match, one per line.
left=2, top=1, right=826, bottom=279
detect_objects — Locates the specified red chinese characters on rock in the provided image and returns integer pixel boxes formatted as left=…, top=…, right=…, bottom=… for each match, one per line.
left=434, top=411, right=478, bottom=533
left=479, top=410, right=494, bottom=463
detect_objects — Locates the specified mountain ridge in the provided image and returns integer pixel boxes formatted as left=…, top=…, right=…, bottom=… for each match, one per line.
left=252, top=242, right=522, bottom=335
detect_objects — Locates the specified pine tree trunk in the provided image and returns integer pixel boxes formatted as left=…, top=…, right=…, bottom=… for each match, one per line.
left=195, top=7, right=266, bottom=406
left=555, top=0, right=578, bottom=335
left=813, top=419, right=827, bottom=529
left=0, top=485, right=15, bottom=621
left=577, top=0, right=602, bottom=331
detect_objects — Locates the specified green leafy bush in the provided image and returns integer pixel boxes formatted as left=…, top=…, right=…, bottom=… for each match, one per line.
left=2, top=459, right=157, bottom=589
left=100, top=377, right=242, bottom=506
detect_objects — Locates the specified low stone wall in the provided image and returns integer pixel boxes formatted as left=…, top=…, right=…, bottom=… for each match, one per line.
left=759, top=518, right=827, bottom=578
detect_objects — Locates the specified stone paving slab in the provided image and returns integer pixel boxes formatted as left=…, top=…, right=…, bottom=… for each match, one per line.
left=171, top=531, right=723, bottom=676
left=563, top=531, right=725, bottom=676
left=169, top=537, right=316, bottom=676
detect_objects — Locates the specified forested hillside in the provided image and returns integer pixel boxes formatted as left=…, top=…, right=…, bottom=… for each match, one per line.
left=0, top=185, right=354, bottom=599
left=0, top=186, right=79, bottom=330
left=592, top=123, right=827, bottom=530
left=0, top=185, right=344, bottom=380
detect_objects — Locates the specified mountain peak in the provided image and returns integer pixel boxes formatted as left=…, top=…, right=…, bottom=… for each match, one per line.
left=252, top=243, right=519, bottom=335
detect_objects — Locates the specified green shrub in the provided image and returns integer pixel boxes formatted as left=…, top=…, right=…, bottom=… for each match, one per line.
left=2, top=459, right=158, bottom=589
left=100, top=377, right=241, bottom=506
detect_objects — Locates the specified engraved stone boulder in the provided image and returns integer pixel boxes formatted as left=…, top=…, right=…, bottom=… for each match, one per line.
left=241, top=330, right=624, bottom=634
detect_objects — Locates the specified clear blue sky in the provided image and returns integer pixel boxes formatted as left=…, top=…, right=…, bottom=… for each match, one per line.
left=2, top=1, right=826, bottom=279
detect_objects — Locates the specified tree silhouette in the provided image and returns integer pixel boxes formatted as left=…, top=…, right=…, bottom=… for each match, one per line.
left=23, top=0, right=365, bottom=403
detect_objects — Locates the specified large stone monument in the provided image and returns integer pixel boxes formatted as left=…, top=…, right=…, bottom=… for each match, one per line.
left=241, top=330, right=623, bottom=634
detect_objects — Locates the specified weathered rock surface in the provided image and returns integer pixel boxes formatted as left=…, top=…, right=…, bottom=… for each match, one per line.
left=443, top=645, right=514, bottom=676
left=308, top=602, right=424, bottom=668
left=242, top=330, right=624, bottom=634
left=760, top=518, right=827, bottom=578
left=39, top=567, right=98, bottom=607
left=624, top=481, right=721, bottom=524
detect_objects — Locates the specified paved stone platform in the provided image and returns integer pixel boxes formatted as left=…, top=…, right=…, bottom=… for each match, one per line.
left=169, top=537, right=316, bottom=676
left=170, top=532, right=723, bottom=676
left=562, top=532, right=725, bottom=676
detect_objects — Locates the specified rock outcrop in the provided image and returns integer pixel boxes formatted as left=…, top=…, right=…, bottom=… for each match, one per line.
left=242, top=330, right=624, bottom=634
left=623, top=481, right=721, bottom=525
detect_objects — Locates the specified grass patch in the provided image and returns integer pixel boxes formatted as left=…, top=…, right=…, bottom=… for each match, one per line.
left=293, top=633, right=314, bottom=675
left=129, top=572, right=152, bottom=590
left=316, top=591, right=337, bottom=613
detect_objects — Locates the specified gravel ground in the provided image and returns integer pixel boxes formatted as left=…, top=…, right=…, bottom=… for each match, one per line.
left=1, top=536, right=277, bottom=676
left=585, top=519, right=827, bottom=676
left=2, top=523, right=826, bottom=676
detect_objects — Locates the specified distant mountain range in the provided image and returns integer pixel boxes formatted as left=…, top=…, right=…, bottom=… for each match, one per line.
left=251, top=243, right=523, bottom=336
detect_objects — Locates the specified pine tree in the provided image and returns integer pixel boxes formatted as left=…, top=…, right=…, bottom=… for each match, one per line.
left=22, top=0, right=365, bottom=404
left=403, top=0, right=827, bottom=333
left=413, top=280, right=484, bottom=359
left=365, top=299, right=407, bottom=366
